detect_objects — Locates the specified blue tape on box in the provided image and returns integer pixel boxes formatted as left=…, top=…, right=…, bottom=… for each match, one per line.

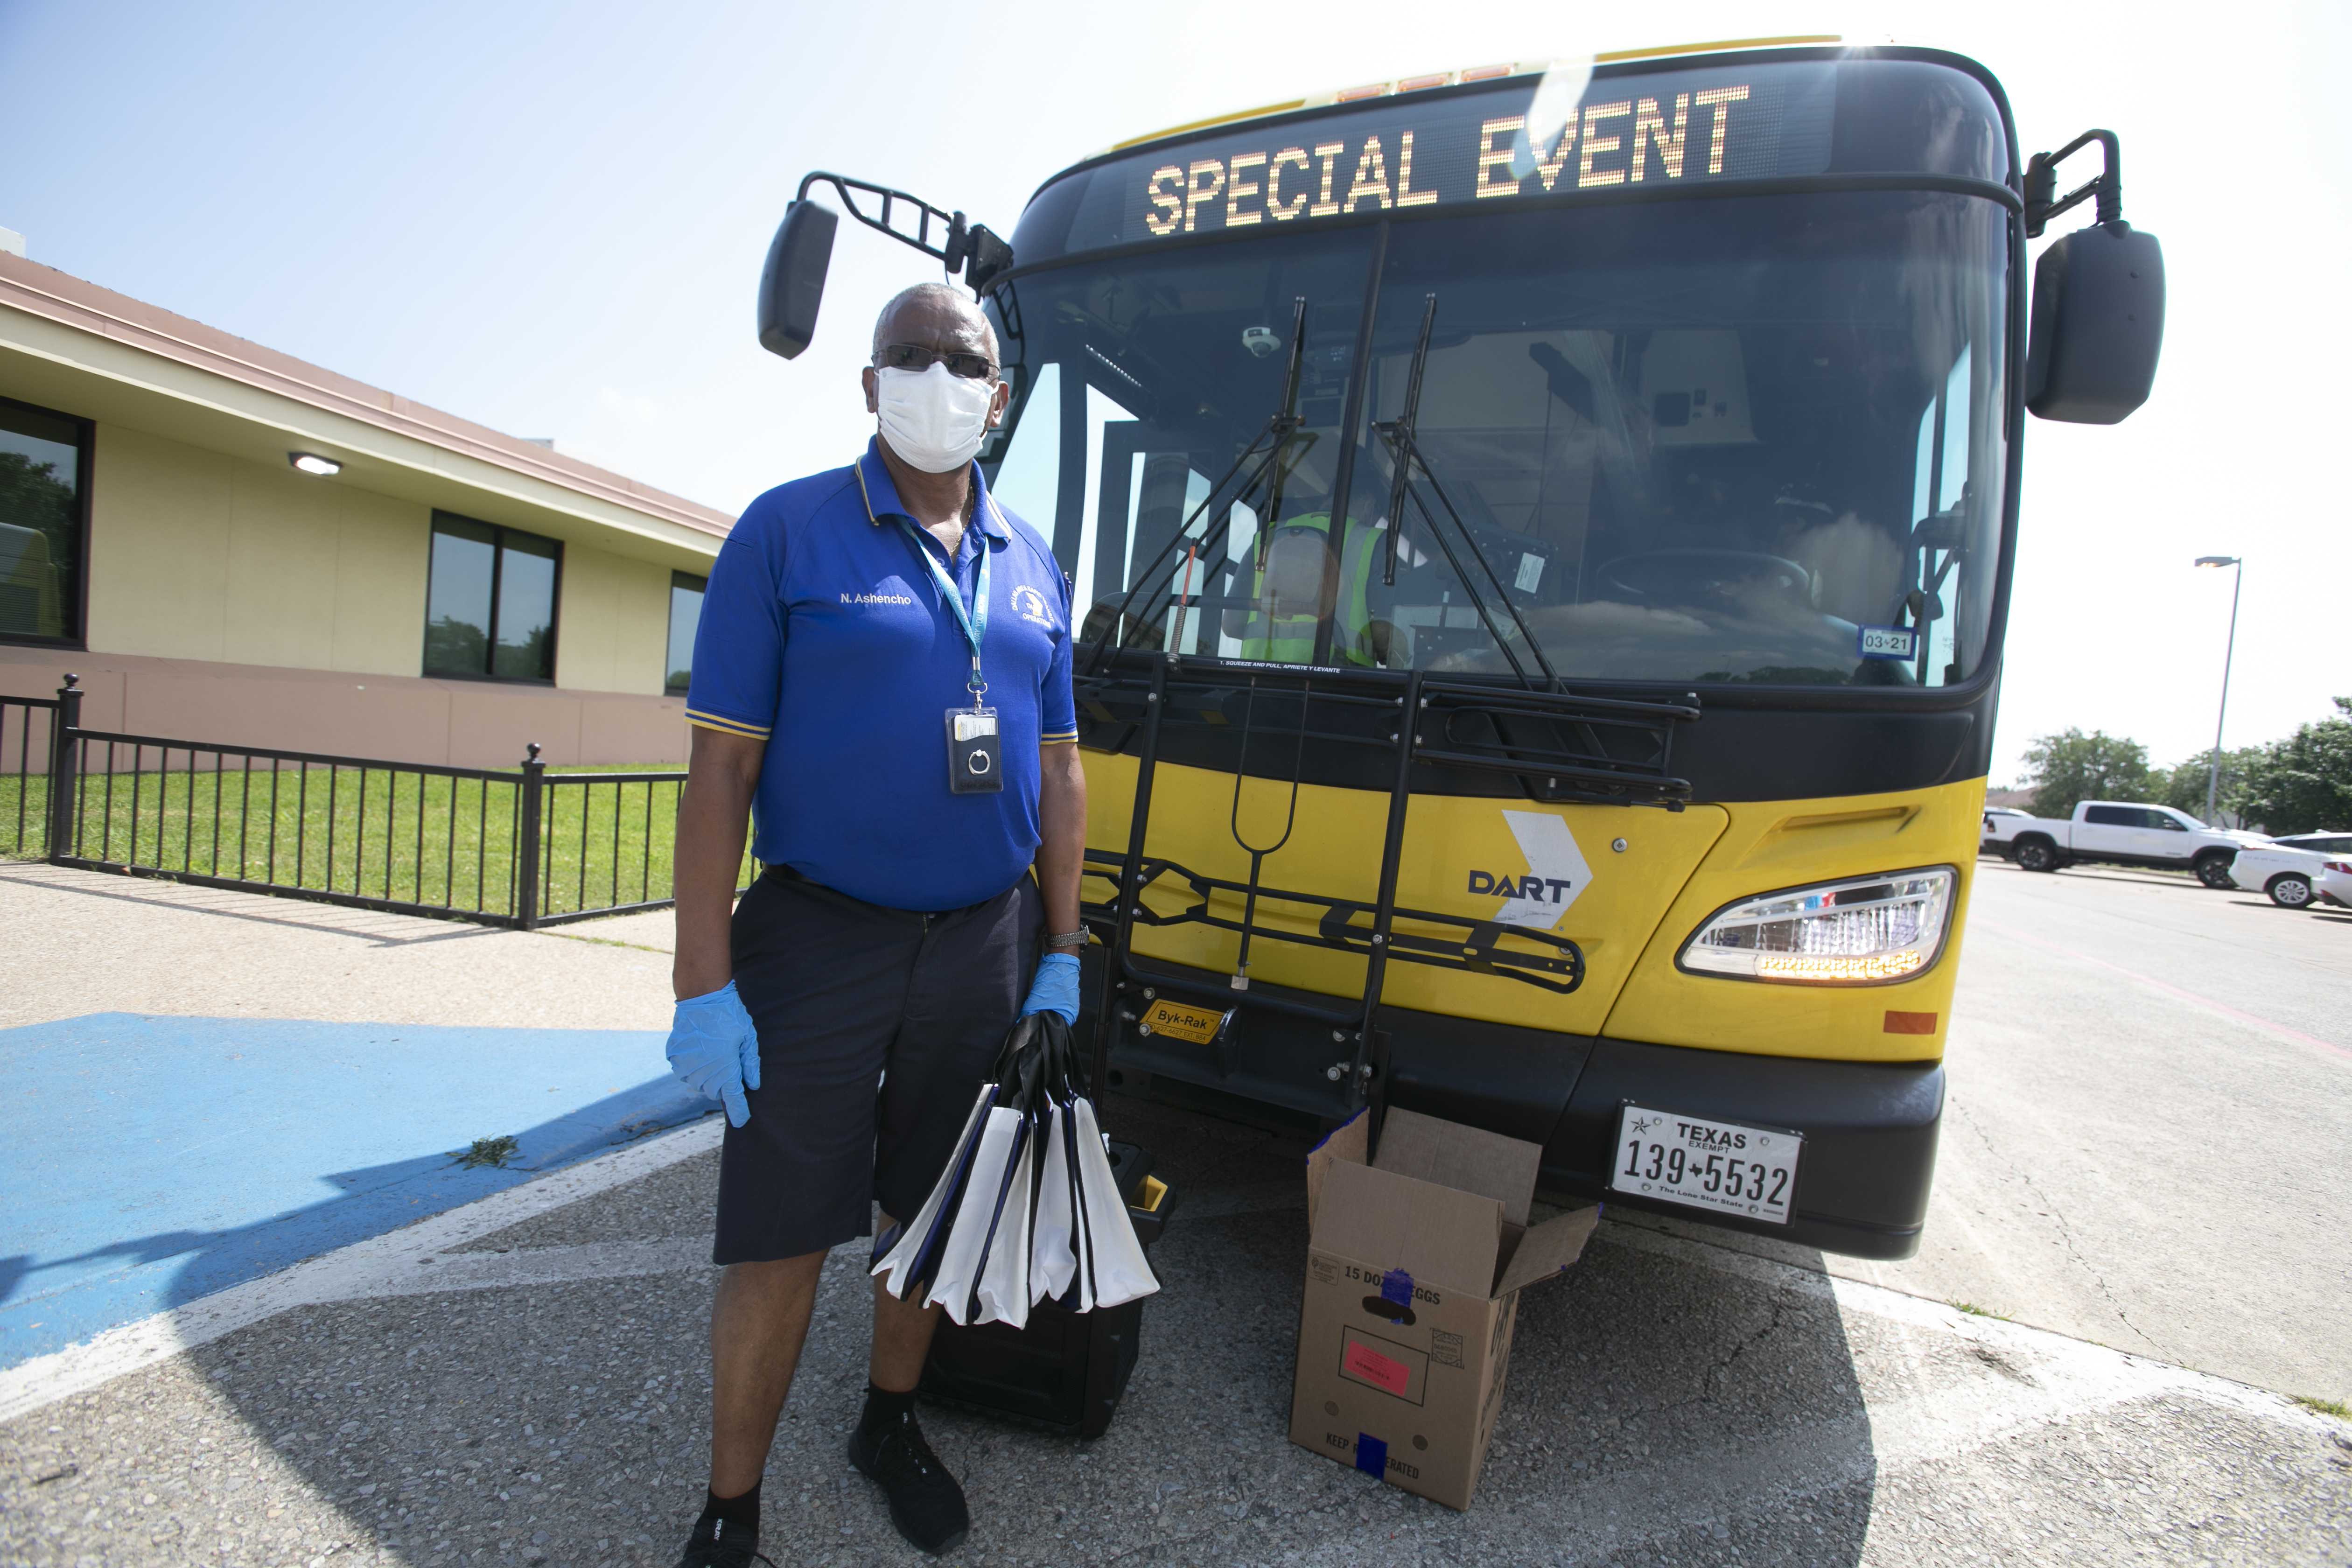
left=1355, top=1433, right=1388, bottom=1478
left=1380, top=1267, right=1413, bottom=1306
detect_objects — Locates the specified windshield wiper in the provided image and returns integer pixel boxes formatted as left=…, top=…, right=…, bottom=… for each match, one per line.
left=1082, top=296, right=1311, bottom=674
left=1890, top=495, right=1968, bottom=681
left=1373, top=294, right=1559, bottom=692
left=1380, top=298, right=1434, bottom=593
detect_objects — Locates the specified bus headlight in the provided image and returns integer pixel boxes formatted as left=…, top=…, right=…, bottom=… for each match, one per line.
left=1677, top=867, right=1957, bottom=985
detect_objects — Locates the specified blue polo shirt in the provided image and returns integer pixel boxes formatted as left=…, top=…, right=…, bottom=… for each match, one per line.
left=685, top=440, right=1077, bottom=911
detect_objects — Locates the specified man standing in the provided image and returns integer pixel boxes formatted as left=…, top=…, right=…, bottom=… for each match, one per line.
left=662, top=281, right=1087, bottom=1564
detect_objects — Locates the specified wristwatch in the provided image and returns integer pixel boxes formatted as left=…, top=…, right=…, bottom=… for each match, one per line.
left=1043, top=927, right=1091, bottom=951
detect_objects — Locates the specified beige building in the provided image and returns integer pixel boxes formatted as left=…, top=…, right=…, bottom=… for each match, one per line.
left=0, top=252, right=731, bottom=767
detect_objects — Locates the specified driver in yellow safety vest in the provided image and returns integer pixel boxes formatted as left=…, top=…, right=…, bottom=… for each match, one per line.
left=1221, top=511, right=1394, bottom=667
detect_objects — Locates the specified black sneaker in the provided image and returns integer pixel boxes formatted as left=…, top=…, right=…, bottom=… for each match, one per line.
left=847, top=1409, right=970, bottom=1555
left=675, top=1515, right=775, bottom=1568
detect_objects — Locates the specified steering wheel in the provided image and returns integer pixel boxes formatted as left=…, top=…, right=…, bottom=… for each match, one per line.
left=1595, top=550, right=1818, bottom=606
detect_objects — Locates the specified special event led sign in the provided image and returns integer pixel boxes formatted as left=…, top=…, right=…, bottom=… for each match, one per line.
left=1030, top=60, right=1849, bottom=259
left=1142, top=88, right=1760, bottom=236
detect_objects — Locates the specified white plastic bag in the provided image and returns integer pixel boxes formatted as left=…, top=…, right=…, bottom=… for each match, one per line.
left=925, top=1107, right=1022, bottom=1324
left=1029, top=1099, right=1078, bottom=1306
left=972, top=1129, right=1036, bottom=1328
left=1070, top=1096, right=1159, bottom=1310
left=872, top=1083, right=994, bottom=1301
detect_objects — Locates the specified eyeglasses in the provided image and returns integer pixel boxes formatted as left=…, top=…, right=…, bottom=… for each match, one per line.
left=876, top=343, right=998, bottom=380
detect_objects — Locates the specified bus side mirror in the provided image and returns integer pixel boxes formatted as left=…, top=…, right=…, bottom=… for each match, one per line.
left=757, top=200, right=838, bottom=360
left=2024, top=220, right=2164, bottom=424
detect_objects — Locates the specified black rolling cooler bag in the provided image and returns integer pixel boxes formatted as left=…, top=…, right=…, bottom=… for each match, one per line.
left=917, top=995, right=1172, bottom=1440
left=920, top=1141, right=1168, bottom=1439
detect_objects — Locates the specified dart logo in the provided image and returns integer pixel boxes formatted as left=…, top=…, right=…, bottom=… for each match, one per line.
left=1464, top=811, right=1594, bottom=931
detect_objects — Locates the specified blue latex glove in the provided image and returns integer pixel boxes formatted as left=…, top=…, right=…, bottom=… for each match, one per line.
left=665, top=980, right=761, bottom=1127
left=1021, top=952, right=1082, bottom=1024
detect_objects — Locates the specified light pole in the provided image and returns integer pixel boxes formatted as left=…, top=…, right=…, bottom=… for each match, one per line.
left=2195, top=555, right=2243, bottom=825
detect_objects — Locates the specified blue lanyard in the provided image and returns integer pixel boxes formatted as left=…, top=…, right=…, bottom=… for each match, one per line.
left=895, top=516, right=989, bottom=701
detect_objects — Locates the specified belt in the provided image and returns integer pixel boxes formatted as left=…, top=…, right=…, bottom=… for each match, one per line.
left=761, top=861, right=1026, bottom=920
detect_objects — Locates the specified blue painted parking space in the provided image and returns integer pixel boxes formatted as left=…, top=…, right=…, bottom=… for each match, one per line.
left=0, top=1014, right=709, bottom=1369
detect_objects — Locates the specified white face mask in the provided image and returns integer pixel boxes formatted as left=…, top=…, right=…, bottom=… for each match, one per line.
left=875, top=362, right=995, bottom=473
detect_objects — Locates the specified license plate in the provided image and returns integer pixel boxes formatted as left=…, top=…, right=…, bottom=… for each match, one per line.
left=1138, top=998, right=1229, bottom=1045
left=1608, top=1105, right=1802, bottom=1224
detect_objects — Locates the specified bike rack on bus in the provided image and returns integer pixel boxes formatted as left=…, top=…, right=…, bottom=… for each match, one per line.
left=1075, top=652, right=1698, bottom=1120
left=1066, top=288, right=1698, bottom=1121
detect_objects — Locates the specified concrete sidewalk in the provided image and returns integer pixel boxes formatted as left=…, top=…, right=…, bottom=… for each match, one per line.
left=0, top=862, right=676, bottom=1035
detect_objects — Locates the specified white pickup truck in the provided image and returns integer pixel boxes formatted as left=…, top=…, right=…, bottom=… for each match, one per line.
left=1980, top=800, right=2249, bottom=887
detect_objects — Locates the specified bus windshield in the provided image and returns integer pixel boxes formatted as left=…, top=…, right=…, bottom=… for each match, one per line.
left=984, top=187, right=2008, bottom=690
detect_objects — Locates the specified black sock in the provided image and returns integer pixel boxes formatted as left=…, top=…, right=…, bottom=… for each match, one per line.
left=696, top=1479, right=760, bottom=1544
left=860, top=1381, right=917, bottom=1434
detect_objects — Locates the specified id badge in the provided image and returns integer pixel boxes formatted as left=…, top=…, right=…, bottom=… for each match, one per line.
left=946, top=707, right=1003, bottom=794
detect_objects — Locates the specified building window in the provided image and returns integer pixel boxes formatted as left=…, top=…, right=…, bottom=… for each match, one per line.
left=0, top=396, right=92, bottom=646
left=666, top=571, right=706, bottom=694
left=424, top=512, right=561, bottom=681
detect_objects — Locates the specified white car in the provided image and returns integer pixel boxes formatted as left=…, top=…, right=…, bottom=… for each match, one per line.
left=2317, top=858, right=2352, bottom=911
left=2226, top=832, right=2352, bottom=908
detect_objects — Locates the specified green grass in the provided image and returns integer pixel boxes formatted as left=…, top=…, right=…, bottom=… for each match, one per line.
left=0, top=771, right=48, bottom=860
left=2295, top=1394, right=2350, bottom=1420
left=450, top=1135, right=521, bottom=1169
left=0, top=761, right=748, bottom=923
left=1948, top=1301, right=2011, bottom=1320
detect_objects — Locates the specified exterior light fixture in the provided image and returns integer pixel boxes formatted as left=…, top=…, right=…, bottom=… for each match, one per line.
left=288, top=452, right=342, bottom=476
left=1679, top=868, right=1958, bottom=985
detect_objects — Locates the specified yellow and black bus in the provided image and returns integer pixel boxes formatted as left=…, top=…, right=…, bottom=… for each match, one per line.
left=760, top=38, right=2161, bottom=1259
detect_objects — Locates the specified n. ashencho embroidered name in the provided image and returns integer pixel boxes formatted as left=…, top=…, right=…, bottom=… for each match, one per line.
left=841, top=591, right=914, bottom=605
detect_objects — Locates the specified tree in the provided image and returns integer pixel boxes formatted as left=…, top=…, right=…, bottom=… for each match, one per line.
left=0, top=451, right=75, bottom=638
left=2240, top=698, right=2352, bottom=835
left=0, top=450, right=75, bottom=537
left=423, top=615, right=488, bottom=676
left=2156, top=745, right=2265, bottom=824
left=2021, top=728, right=2150, bottom=819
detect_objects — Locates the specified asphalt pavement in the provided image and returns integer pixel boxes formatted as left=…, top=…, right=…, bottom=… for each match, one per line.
left=2, top=857, right=2348, bottom=1567
left=1833, top=858, right=2352, bottom=1398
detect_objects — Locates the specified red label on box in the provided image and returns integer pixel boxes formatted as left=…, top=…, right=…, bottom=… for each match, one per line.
left=1343, top=1340, right=1411, bottom=1395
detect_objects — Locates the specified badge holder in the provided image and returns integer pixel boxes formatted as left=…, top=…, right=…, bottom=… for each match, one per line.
left=948, top=702, right=1002, bottom=793
left=895, top=513, right=1001, bottom=793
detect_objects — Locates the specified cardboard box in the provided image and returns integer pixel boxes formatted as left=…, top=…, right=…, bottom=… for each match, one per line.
left=1286, top=1107, right=1598, bottom=1510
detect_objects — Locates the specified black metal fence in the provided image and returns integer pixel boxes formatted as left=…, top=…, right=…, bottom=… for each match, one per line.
left=7, top=674, right=729, bottom=930
left=1, top=693, right=58, bottom=859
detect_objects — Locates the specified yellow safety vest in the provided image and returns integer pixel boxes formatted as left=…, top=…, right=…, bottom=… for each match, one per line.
left=1226, top=512, right=1386, bottom=666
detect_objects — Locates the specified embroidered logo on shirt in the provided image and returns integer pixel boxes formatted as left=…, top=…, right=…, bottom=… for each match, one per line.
left=841, top=591, right=914, bottom=605
left=1011, top=585, right=1057, bottom=628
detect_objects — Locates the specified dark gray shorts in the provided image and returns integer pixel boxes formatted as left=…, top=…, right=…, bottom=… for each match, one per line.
left=714, top=866, right=1038, bottom=1266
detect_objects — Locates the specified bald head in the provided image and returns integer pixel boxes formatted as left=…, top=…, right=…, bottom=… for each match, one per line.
left=870, top=282, right=999, bottom=369
left=861, top=281, right=1014, bottom=462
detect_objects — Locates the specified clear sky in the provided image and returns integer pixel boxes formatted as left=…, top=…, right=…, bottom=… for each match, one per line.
left=3, top=0, right=2345, bottom=789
